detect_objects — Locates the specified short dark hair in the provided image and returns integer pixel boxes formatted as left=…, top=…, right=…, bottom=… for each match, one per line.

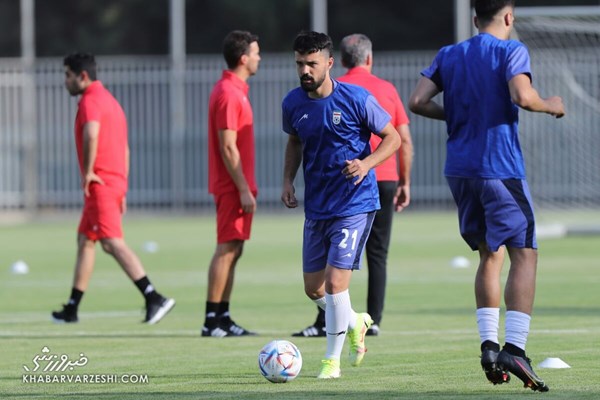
left=293, top=31, right=333, bottom=57
left=223, top=30, right=259, bottom=69
left=474, top=0, right=515, bottom=24
left=63, top=53, right=97, bottom=80
left=340, top=34, right=372, bottom=68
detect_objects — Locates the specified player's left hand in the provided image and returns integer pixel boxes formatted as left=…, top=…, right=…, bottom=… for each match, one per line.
left=343, top=159, right=369, bottom=185
left=394, top=184, right=411, bottom=212
left=83, top=172, right=105, bottom=197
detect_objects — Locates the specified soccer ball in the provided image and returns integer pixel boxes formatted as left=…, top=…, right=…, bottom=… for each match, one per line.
left=258, top=340, right=302, bottom=383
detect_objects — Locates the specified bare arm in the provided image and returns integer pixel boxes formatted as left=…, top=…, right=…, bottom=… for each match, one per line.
left=125, top=146, right=130, bottom=178
left=281, top=134, right=303, bottom=208
left=82, top=121, right=104, bottom=196
left=343, top=122, right=401, bottom=185
left=509, top=74, right=565, bottom=118
left=408, top=77, right=445, bottom=120
left=395, top=123, right=413, bottom=211
left=122, top=145, right=130, bottom=214
left=218, top=128, right=256, bottom=214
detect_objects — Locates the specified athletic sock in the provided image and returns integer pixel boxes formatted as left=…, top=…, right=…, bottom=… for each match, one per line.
left=218, top=301, right=231, bottom=324
left=313, top=296, right=326, bottom=311
left=313, top=295, right=357, bottom=330
left=347, top=307, right=358, bottom=330
left=505, top=310, right=531, bottom=351
left=324, top=290, right=351, bottom=360
left=134, top=276, right=161, bottom=301
left=476, top=307, right=500, bottom=345
left=503, top=342, right=527, bottom=358
left=204, top=301, right=220, bottom=328
left=315, top=306, right=325, bottom=327
left=481, top=340, right=500, bottom=353
left=67, top=288, right=84, bottom=308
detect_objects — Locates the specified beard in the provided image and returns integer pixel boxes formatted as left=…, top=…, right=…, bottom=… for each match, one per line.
left=299, top=73, right=325, bottom=92
left=66, top=84, right=83, bottom=96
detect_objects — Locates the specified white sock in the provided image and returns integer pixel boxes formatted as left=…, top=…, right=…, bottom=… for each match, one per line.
left=315, top=295, right=358, bottom=329
left=324, top=290, right=351, bottom=360
left=347, top=308, right=358, bottom=329
left=313, top=297, right=326, bottom=311
left=505, top=310, right=531, bottom=351
left=476, top=307, right=500, bottom=345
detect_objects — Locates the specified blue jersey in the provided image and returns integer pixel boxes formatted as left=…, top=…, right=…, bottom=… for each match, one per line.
left=282, top=80, right=390, bottom=220
left=421, top=33, right=532, bottom=179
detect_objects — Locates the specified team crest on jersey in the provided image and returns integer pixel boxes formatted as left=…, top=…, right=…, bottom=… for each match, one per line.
left=332, top=110, right=342, bottom=125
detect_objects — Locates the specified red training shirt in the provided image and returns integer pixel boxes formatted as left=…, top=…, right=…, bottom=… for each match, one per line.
left=75, top=81, right=128, bottom=192
left=338, top=67, right=409, bottom=181
left=208, top=70, right=257, bottom=195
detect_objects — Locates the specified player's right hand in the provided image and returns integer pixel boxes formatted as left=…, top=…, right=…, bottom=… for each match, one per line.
left=547, top=96, right=565, bottom=118
left=281, top=183, right=298, bottom=208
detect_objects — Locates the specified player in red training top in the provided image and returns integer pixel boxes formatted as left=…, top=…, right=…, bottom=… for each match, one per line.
left=202, top=31, right=260, bottom=337
left=293, top=33, right=414, bottom=338
left=52, top=53, right=174, bottom=325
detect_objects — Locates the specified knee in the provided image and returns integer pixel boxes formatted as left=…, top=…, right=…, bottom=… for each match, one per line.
left=304, top=285, right=323, bottom=300
left=234, top=245, right=243, bottom=261
left=99, top=239, right=117, bottom=255
left=77, top=235, right=96, bottom=251
left=216, top=240, right=244, bottom=262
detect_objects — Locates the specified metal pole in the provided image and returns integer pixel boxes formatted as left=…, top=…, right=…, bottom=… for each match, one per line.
left=454, top=0, right=472, bottom=43
left=20, top=0, right=38, bottom=212
left=169, top=0, right=186, bottom=209
left=311, top=0, right=327, bottom=33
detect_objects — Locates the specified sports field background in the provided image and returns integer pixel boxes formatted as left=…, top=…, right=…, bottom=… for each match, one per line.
left=1, top=211, right=599, bottom=399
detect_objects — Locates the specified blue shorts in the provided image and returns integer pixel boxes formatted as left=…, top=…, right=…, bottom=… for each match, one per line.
left=302, top=212, right=376, bottom=273
left=446, top=177, right=537, bottom=252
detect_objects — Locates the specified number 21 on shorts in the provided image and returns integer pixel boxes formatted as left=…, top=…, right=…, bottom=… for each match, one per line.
left=338, top=229, right=358, bottom=250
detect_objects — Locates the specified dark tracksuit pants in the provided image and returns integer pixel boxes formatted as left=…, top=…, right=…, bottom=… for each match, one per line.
left=365, top=180, right=397, bottom=325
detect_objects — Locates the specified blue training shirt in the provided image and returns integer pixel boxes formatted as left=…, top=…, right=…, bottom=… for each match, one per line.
left=282, top=80, right=390, bottom=220
left=421, top=33, right=532, bottom=179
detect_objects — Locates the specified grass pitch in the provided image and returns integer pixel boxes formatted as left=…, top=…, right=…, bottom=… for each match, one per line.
left=1, top=211, right=599, bottom=399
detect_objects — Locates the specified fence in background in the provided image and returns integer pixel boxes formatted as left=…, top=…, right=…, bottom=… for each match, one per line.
left=0, top=48, right=598, bottom=213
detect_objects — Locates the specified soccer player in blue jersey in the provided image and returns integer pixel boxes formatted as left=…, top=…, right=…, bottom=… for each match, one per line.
left=281, top=31, right=401, bottom=379
left=409, top=0, right=564, bottom=392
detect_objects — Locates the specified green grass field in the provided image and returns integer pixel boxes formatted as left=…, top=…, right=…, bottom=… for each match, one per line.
left=1, top=211, right=599, bottom=399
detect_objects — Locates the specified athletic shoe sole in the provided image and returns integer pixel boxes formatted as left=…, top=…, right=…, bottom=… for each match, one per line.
left=497, top=350, right=549, bottom=392
left=481, top=349, right=510, bottom=385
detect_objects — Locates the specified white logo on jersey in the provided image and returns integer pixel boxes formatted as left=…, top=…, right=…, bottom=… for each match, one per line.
left=332, top=111, right=341, bottom=125
left=298, top=113, right=309, bottom=123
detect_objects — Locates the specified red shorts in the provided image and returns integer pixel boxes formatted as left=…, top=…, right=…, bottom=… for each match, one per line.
left=78, top=184, right=125, bottom=241
left=215, top=190, right=256, bottom=244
